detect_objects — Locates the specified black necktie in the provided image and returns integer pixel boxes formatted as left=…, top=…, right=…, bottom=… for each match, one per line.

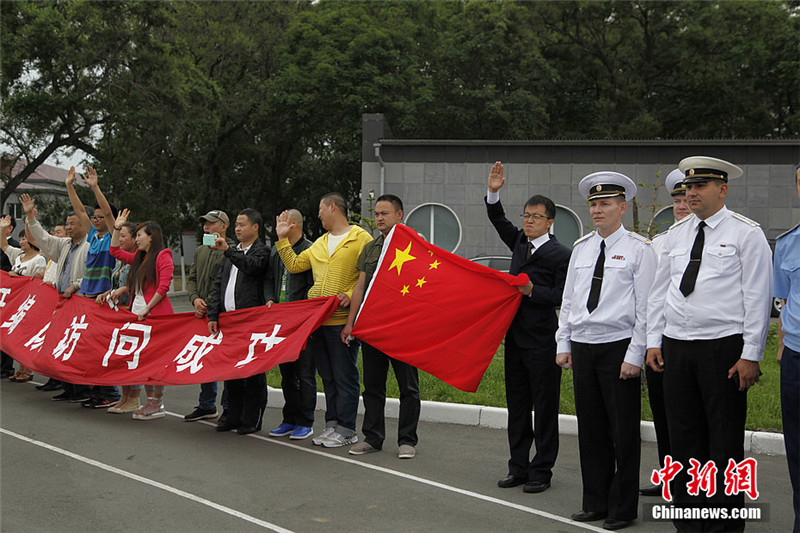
left=679, top=221, right=706, bottom=297
left=586, top=240, right=605, bottom=313
left=527, top=241, right=533, bottom=259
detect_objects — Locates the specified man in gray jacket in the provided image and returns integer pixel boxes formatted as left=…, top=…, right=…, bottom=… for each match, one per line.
left=21, top=193, right=91, bottom=402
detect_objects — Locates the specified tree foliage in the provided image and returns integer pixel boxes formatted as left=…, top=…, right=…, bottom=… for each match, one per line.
left=0, top=0, right=169, bottom=206
left=2, top=0, right=798, bottom=241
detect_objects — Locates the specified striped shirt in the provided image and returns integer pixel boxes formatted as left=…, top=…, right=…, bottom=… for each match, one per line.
left=80, top=227, right=115, bottom=295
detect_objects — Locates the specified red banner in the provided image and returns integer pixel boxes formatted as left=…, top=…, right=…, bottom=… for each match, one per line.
left=0, top=271, right=337, bottom=385
left=351, top=224, right=527, bottom=392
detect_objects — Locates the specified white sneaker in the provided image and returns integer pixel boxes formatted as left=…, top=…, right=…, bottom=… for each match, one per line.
left=321, top=432, right=358, bottom=448
left=312, top=427, right=335, bottom=446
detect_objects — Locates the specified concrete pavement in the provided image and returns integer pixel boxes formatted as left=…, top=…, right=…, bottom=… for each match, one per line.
left=1, top=292, right=793, bottom=531
left=0, top=376, right=794, bottom=532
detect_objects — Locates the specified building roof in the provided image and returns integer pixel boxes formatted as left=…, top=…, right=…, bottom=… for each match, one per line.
left=1, top=157, right=79, bottom=196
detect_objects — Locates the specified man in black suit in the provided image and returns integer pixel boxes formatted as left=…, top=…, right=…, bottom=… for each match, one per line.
left=485, top=161, right=571, bottom=494
left=208, top=208, right=272, bottom=435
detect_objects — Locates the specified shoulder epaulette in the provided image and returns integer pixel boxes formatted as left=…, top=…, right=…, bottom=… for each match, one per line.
left=731, top=211, right=760, bottom=227
left=628, top=231, right=651, bottom=244
left=777, top=221, right=800, bottom=240
left=573, top=231, right=595, bottom=247
left=671, top=213, right=694, bottom=228
left=656, top=214, right=692, bottom=239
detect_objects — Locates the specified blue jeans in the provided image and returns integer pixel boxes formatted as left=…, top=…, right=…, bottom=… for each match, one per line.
left=92, top=385, right=121, bottom=402
left=308, top=325, right=360, bottom=436
left=198, top=382, right=228, bottom=411
left=279, top=346, right=316, bottom=427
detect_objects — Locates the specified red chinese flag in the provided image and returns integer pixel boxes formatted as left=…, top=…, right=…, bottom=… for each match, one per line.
left=351, top=223, right=527, bottom=392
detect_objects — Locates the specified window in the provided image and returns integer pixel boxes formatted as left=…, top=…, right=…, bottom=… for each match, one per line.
left=651, top=206, right=674, bottom=236
left=405, top=203, right=462, bottom=253
left=4, top=202, right=23, bottom=220
left=552, top=205, right=583, bottom=248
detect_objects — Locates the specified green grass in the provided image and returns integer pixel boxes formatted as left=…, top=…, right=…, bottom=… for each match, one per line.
left=266, top=322, right=784, bottom=432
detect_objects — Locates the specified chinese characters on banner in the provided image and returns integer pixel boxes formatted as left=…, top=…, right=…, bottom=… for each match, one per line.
left=0, top=272, right=338, bottom=385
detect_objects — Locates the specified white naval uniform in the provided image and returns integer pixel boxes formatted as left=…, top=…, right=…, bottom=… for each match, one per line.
left=556, top=223, right=656, bottom=521
left=645, top=205, right=772, bottom=530
left=556, top=224, right=657, bottom=366
left=646, top=206, right=773, bottom=360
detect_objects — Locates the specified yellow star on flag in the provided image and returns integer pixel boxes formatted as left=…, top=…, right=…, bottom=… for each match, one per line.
left=400, top=285, right=410, bottom=296
left=416, top=277, right=427, bottom=288
left=389, top=242, right=416, bottom=275
left=429, top=259, right=441, bottom=270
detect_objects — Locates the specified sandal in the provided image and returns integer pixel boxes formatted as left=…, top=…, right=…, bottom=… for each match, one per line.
left=132, top=397, right=165, bottom=420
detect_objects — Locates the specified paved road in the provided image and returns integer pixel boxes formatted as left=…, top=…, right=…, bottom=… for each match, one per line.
left=1, top=375, right=794, bottom=532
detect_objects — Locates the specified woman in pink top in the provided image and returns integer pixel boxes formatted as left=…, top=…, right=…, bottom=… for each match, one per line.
left=110, top=209, right=173, bottom=420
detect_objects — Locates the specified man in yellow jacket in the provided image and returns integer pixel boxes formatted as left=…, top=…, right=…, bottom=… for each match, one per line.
left=275, top=192, right=372, bottom=447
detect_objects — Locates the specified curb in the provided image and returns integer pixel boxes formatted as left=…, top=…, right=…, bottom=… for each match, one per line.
left=266, top=387, right=786, bottom=457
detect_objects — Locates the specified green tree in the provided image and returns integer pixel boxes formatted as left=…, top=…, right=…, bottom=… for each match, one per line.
left=0, top=0, right=169, bottom=207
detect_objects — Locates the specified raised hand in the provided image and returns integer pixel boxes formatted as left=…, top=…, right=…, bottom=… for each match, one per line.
left=66, top=166, right=76, bottom=187
left=0, top=215, right=10, bottom=229
left=19, top=194, right=35, bottom=217
left=83, top=166, right=98, bottom=188
left=488, top=161, right=505, bottom=193
left=275, top=210, right=293, bottom=239
left=115, top=208, right=130, bottom=228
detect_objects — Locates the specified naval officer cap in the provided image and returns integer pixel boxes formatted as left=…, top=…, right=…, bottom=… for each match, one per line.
left=665, top=168, right=687, bottom=196
left=679, top=156, right=743, bottom=185
left=578, top=171, right=637, bottom=201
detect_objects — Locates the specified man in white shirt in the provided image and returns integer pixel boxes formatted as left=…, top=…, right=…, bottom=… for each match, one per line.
left=646, top=156, right=772, bottom=532
left=641, top=167, right=691, bottom=497
left=556, top=172, right=657, bottom=531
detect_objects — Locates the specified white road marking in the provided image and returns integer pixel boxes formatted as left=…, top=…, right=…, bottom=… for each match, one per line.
left=177, top=412, right=606, bottom=532
left=0, top=427, right=293, bottom=533
left=19, top=381, right=602, bottom=531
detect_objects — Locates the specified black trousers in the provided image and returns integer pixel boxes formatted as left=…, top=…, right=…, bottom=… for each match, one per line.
left=504, top=332, right=561, bottom=483
left=662, top=334, right=747, bottom=533
left=645, top=365, right=671, bottom=468
left=572, top=338, right=640, bottom=521
left=361, top=342, right=420, bottom=449
left=0, top=350, right=15, bottom=374
left=224, top=373, right=267, bottom=429
left=279, top=346, right=316, bottom=428
left=63, top=382, right=92, bottom=397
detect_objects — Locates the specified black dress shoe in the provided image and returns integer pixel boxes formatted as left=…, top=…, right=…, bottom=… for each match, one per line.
left=639, top=484, right=661, bottom=496
left=216, top=422, right=239, bottom=432
left=51, top=391, right=73, bottom=401
left=41, top=380, right=63, bottom=392
left=523, top=480, right=551, bottom=493
left=571, top=510, right=608, bottom=522
left=237, top=425, right=258, bottom=435
left=0, top=371, right=13, bottom=379
left=497, top=474, right=527, bottom=488
left=602, top=518, right=633, bottom=530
